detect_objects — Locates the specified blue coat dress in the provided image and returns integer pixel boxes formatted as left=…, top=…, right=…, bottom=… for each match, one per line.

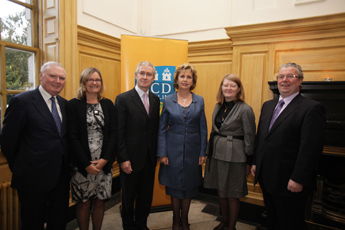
left=157, top=92, right=207, bottom=196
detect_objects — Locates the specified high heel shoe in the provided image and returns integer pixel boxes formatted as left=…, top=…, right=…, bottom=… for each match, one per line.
left=213, top=221, right=228, bottom=230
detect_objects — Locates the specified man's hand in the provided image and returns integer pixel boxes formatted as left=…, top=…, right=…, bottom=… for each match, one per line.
left=287, top=179, right=303, bottom=193
left=121, top=161, right=133, bottom=174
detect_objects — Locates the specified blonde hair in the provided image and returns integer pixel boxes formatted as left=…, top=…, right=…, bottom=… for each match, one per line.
left=173, top=63, right=197, bottom=91
left=216, top=74, right=245, bottom=105
left=76, top=67, right=104, bottom=100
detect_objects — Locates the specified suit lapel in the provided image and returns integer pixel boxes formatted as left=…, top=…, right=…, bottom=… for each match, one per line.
left=148, top=92, right=157, bottom=117
left=219, top=102, right=241, bottom=131
left=131, top=88, right=148, bottom=116
left=268, top=94, right=303, bottom=135
left=212, top=104, right=221, bottom=133
left=57, top=95, right=67, bottom=136
left=32, top=88, right=59, bottom=134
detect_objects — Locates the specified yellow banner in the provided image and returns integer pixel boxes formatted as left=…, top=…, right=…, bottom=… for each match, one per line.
left=121, top=35, right=188, bottom=207
left=121, top=35, right=188, bottom=93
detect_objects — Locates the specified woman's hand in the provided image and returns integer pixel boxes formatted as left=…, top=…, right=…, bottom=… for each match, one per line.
left=250, top=165, right=256, bottom=177
left=159, top=157, right=169, bottom=165
left=91, top=158, right=108, bottom=170
left=199, top=157, right=205, bottom=165
left=85, top=163, right=101, bottom=175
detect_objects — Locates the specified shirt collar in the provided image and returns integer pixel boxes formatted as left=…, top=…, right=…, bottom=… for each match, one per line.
left=279, top=91, right=299, bottom=105
left=135, top=85, right=149, bottom=98
left=39, top=85, right=55, bottom=102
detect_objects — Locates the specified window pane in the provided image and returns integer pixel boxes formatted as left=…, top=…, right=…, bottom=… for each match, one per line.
left=5, top=47, right=36, bottom=90
left=6, top=94, right=16, bottom=106
left=0, top=0, right=33, bottom=46
left=13, top=0, right=32, bottom=4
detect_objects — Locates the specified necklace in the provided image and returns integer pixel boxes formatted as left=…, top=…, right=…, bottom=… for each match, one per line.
left=224, top=104, right=230, bottom=113
left=178, top=93, right=191, bottom=105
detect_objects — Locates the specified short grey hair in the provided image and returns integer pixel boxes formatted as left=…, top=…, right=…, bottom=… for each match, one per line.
left=40, top=61, right=66, bottom=76
left=135, top=61, right=156, bottom=75
left=279, top=63, right=303, bottom=79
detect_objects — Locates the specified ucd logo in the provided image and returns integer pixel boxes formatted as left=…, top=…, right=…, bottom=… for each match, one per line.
left=151, top=66, right=176, bottom=103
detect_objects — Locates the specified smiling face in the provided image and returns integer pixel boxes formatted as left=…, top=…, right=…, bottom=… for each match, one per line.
left=85, top=71, right=102, bottom=95
left=40, top=64, right=66, bottom=96
left=222, top=78, right=240, bottom=102
left=278, top=67, right=303, bottom=98
left=177, top=69, right=193, bottom=91
left=135, top=65, right=155, bottom=92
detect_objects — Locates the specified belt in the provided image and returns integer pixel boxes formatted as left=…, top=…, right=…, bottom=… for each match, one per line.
left=214, top=132, right=244, bottom=140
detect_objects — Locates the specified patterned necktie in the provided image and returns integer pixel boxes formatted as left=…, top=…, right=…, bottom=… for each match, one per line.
left=143, top=92, right=149, bottom=115
left=50, top=96, right=62, bottom=135
left=269, top=99, right=285, bottom=131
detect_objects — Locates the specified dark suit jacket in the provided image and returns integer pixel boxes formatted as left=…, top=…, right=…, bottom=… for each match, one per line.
left=253, top=93, right=326, bottom=197
left=115, top=88, right=160, bottom=171
left=0, top=87, right=69, bottom=192
left=67, top=97, right=116, bottom=177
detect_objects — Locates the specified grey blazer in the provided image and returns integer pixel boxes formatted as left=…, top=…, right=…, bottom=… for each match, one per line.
left=211, top=101, right=256, bottom=163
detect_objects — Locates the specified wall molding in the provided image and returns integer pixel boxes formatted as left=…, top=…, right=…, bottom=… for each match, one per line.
left=226, top=13, right=345, bottom=46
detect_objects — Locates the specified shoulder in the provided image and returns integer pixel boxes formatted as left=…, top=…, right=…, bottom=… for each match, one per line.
left=56, top=95, right=68, bottom=107
left=238, top=101, right=253, bottom=111
left=15, top=89, right=37, bottom=101
left=299, top=96, right=325, bottom=112
left=67, top=97, right=80, bottom=105
left=101, top=98, right=115, bottom=107
left=193, top=93, right=204, bottom=103
left=116, top=89, right=135, bottom=100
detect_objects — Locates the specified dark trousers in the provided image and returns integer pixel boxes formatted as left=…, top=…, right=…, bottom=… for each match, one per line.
left=17, top=167, right=70, bottom=230
left=259, top=177, right=308, bottom=230
left=120, top=156, right=156, bottom=230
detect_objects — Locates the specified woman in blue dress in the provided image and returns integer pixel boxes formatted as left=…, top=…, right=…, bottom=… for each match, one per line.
left=157, top=63, right=208, bottom=230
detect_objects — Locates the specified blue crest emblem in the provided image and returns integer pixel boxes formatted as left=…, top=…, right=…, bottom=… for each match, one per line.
left=150, top=66, right=176, bottom=103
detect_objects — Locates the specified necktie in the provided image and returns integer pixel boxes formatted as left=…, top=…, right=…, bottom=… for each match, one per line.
left=269, top=99, right=285, bottom=131
left=143, top=92, right=149, bottom=115
left=50, top=96, right=62, bottom=135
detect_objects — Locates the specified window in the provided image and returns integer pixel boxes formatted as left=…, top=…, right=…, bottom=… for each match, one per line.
left=0, top=0, right=39, bottom=126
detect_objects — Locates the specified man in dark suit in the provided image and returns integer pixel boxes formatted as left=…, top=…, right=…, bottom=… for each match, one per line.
left=250, top=63, right=326, bottom=230
left=115, top=61, right=160, bottom=230
left=0, top=62, right=70, bottom=230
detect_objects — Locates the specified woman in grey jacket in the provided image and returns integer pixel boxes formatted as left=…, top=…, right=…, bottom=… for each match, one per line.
left=204, top=74, right=256, bottom=230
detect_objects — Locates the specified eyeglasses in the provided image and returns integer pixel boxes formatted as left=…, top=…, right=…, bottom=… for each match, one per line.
left=276, top=74, right=301, bottom=80
left=137, top=71, right=153, bottom=77
left=87, top=78, right=101, bottom=83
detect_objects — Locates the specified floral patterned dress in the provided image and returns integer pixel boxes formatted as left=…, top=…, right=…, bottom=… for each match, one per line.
left=71, top=103, right=112, bottom=203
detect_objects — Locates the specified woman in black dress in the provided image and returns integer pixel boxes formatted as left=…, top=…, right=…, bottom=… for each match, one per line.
left=67, top=67, right=116, bottom=230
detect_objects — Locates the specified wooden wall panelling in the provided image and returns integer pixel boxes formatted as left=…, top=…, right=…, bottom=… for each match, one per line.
left=188, top=39, right=233, bottom=136
left=59, top=0, right=78, bottom=100
left=274, top=37, right=345, bottom=82
left=77, top=26, right=121, bottom=102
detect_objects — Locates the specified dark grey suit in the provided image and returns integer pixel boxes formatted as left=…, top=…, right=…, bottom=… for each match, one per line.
left=115, top=88, right=160, bottom=230
left=252, top=93, right=326, bottom=229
